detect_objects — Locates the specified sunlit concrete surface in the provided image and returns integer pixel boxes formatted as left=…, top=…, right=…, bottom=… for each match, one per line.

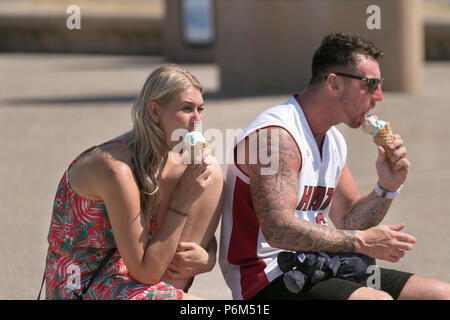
left=0, top=52, right=449, bottom=300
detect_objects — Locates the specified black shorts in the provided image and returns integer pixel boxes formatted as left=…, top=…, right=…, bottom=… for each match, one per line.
left=251, top=268, right=413, bottom=300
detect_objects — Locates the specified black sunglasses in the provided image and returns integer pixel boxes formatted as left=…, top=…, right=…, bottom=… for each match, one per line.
left=326, top=72, right=384, bottom=93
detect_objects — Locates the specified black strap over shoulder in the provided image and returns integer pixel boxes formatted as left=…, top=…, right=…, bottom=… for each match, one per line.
left=38, top=248, right=116, bottom=300
left=74, top=248, right=116, bottom=300
left=37, top=270, right=46, bottom=300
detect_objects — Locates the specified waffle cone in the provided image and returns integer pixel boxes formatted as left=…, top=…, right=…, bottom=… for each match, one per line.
left=373, top=122, right=395, bottom=159
left=190, top=142, right=208, bottom=163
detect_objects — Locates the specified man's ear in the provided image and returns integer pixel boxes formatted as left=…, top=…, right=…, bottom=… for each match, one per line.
left=326, top=73, right=341, bottom=95
left=147, top=101, right=161, bottom=123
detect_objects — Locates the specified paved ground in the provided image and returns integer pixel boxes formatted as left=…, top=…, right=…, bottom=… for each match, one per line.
left=0, top=53, right=449, bottom=300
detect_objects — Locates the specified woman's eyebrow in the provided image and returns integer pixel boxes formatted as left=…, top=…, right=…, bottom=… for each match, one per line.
left=177, top=100, right=205, bottom=107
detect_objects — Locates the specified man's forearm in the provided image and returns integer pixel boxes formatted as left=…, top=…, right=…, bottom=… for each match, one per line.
left=263, top=213, right=357, bottom=253
left=342, top=190, right=392, bottom=230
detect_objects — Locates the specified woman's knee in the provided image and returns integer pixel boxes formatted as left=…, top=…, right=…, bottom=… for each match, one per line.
left=180, top=164, right=224, bottom=245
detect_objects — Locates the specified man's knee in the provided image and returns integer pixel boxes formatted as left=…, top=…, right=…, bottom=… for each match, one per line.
left=426, top=280, right=450, bottom=300
left=399, top=275, right=450, bottom=300
left=348, top=287, right=393, bottom=300
left=435, top=282, right=450, bottom=300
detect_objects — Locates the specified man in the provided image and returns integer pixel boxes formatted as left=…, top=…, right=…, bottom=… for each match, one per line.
left=219, top=33, right=450, bottom=300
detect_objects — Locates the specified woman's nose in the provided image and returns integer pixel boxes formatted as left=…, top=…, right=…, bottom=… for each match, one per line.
left=193, top=109, right=201, bottom=122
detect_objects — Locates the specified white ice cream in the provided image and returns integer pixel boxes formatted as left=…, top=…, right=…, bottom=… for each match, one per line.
left=183, top=131, right=206, bottom=146
left=362, top=115, right=387, bottom=139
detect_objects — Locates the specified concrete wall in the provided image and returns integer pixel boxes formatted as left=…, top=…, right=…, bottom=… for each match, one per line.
left=0, top=0, right=163, bottom=55
left=0, top=15, right=162, bottom=54
left=216, top=0, right=423, bottom=95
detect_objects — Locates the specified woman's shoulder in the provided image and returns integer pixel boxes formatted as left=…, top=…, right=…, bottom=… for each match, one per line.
left=69, top=138, right=135, bottom=199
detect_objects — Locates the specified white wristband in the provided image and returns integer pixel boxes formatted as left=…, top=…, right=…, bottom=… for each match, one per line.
left=375, top=182, right=403, bottom=199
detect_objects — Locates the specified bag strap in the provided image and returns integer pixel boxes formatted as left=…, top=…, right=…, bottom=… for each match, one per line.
left=37, top=248, right=116, bottom=300
left=74, top=248, right=116, bottom=299
left=37, top=270, right=46, bottom=300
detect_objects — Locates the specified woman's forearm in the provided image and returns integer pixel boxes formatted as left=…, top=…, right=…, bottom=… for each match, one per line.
left=142, top=206, right=189, bottom=284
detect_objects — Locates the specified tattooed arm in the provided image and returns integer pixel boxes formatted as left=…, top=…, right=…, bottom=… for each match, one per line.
left=342, top=191, right=392, bottom=230
left=329, top=165, right=392, bottom=230
left=239, top=127, right=357, bottom=253
left=330, top=135, right=410, bottom=230
left=237, top=127, right=416, bottom=262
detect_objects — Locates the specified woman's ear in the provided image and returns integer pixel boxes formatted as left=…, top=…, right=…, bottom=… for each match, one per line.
left=147, top=101, right=161, bottom=123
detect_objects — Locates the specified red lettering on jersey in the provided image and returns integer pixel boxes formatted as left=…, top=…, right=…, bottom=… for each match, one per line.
left=316, top=213, right=327, bottom=226
left=319, top=188, right=335, bottom=210
left=297, top=186, right=313, bottom=211
left=309, top=186, right=326, bottom=211
left=297, top=186, right=335, bottom=212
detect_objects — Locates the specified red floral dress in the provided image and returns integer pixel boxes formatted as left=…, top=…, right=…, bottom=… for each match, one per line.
left=45, top=140, right=183, bottom=300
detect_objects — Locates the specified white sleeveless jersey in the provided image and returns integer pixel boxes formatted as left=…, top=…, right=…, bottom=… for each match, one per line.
left=219, top=95, right=347, bottom=300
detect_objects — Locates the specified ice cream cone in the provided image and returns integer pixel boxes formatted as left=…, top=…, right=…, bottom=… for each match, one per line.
left=190, top=141, right=208, bottom=163
left=184, top=131, right=208, bottom=164
left=373, top=122, right=395, bottom=159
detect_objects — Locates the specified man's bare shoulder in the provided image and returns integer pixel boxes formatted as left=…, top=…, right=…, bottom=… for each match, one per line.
left=237, top=126, right=301, bottom=176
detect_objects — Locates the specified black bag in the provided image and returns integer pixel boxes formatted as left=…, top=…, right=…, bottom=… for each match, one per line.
left=37, top=248, right=116, bottom=300
left=277, top=251, right=375, bottom=294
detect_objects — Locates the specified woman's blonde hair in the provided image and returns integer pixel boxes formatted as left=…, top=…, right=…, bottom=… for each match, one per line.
left=129, top=64, right=203, bottom=228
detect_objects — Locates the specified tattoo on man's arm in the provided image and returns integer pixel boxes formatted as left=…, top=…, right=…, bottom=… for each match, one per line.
left=342, top=191, right=392, bottom=230
left=248, top=128, right=357, bottom=253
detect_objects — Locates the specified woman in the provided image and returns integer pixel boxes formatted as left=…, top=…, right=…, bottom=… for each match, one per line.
left=44, top=65, right=224, bottom=300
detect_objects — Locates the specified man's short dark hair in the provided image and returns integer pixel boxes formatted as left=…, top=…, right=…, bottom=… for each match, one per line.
left=309, top=32, right=383, bottom=85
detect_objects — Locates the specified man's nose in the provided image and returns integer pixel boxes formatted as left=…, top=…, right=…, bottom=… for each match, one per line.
left=372, top=84, right=383, bottom=101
